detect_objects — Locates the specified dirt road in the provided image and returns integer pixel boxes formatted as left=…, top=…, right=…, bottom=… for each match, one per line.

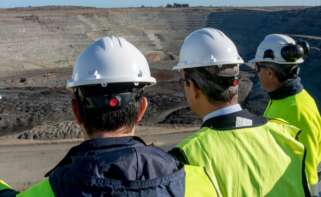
left=0, top=126, right=196, bottom=189
left=0, top=140, right=80, bottom=190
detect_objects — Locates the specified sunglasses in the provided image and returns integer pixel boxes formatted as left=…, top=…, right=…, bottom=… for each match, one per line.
left=255, top=63, right=270, bottom=73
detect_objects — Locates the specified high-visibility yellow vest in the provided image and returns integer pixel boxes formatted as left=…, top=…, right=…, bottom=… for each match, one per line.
left=16, top=178, right=55, bottom=197
left=184, top=165, right=217, bottom=197
left=0, top=179, right=12, bottom=191
left=0, top=179, right=18, bottom=196
left=177, top=120, right=309, bottom=197
left=264, top=89, right=321, bottom=185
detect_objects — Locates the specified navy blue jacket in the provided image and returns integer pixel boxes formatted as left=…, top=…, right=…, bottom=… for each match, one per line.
left=47, top=137, right=186, bottom=197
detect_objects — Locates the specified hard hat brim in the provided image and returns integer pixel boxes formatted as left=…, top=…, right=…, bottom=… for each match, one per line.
left=173, top=59, right=244, bottom=70
left=247, top=58, right=304, bottom=65
left=66, top=77, right=156, bottom=89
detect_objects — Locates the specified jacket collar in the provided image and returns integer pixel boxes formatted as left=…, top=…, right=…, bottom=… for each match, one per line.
left=201, top=110, right=267, bottom=130
left=79, top=136, right=146, bottom=150
left=45, top=136, right=146, bottom=177
left=268, top=77, right=303, bottom=100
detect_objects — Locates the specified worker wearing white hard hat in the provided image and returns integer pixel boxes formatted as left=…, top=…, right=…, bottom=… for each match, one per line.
left=67, top=37, right=156, bottom=88
left=170, top=28, right=310, bottom=196
left=1, top=37, right=216, bottom=197
left=250, top=33, right=321, bottom=194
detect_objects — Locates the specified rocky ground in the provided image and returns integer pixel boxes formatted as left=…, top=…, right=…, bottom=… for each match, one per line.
left=0, top=65, right=256, bottom=140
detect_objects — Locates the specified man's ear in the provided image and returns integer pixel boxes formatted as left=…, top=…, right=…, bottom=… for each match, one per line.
left=135, top=97, right=148, bottom=123
left=189, top=80, right=201, bottom=100
left=72, top=99, right=82, bottom=124
left=267, top=68, right=275, bottom=80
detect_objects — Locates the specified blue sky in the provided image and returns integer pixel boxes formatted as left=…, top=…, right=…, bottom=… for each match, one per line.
left=0, top=0, right=319, bottom=8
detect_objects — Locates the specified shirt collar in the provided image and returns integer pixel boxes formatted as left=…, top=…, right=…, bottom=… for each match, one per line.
left=202, top=104, right=242, bottom=123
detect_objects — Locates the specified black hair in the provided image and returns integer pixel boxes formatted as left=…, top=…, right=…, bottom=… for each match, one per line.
left=183, top=65, right=238, bottom=103
left=260, top=62, right=299, bottom=82
left=73, top=83, right=145, bottom=135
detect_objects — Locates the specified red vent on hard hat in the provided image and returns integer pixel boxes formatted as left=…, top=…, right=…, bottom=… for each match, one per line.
left=108, top=97, right=120, bottom=108
left=232, top=79, right=239, bottom=86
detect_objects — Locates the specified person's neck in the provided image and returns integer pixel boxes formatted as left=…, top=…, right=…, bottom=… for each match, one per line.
left=267, top=79, right=283, bottom=92
left=88, top=126, right=135, bottom=139
left=268, top=78, right=303, bottom=100
left=198, top=97, right=239, bottom=118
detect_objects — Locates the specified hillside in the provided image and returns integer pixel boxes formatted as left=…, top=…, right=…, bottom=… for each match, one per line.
left=0, top=6, right=320, bottom=138
left=0, top=7, right=209, bottom=74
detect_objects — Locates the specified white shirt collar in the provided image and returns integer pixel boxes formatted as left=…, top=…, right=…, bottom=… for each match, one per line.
left=202, top=104, right=242, bottom=123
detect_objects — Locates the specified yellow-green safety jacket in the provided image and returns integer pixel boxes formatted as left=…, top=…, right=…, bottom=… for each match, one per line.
left=0, top=179, right=17, bottom=196
left=171, top=110, right=310, bottom=197
left=0, top=180, right=11, bottom=191
left=264, top=79, right=321, bottom=185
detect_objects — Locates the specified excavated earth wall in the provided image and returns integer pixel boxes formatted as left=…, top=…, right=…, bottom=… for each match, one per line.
left=0, top=6, right=320, bottom=139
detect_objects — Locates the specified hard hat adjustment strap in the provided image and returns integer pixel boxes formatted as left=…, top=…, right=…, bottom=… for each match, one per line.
left=81, top=92, right=140, bottom=111
left=185, top=67, right=239, bottom=91
left=73, top=84, right=144, bottom=112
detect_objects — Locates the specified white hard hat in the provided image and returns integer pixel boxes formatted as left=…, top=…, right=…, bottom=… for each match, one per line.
left=249, top=34, right=305, bottom=65
left=173, top=28, right=244, bottom=70
left=67, top=36, right=156, bottom=88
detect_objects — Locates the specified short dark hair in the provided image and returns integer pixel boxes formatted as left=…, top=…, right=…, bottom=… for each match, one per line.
left=183, top=65, right=238, bottom=103
left=259, top=62, right=299, bottom=82
left=73, top=84, right=144, bottom=135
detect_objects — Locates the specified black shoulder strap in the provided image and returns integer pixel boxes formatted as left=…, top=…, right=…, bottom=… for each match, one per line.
left=202, top=110, right=267, bottom=130
left=302, top=148, right=311, bottom=197
left=0, top=189, right=18, bottom=197
left=168, top=147, right=189, bottom=165
left=295, top=130, right=302, bottom=141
